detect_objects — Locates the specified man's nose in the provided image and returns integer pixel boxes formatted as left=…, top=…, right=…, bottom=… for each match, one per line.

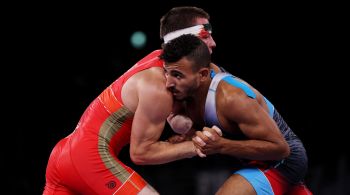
left=165, top=76, right=175, bottom=89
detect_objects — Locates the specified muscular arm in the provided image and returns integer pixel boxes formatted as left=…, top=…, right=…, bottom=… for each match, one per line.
left=129, top=80, right=196, bottom=165
left=195, top=85, right=290, bottom=161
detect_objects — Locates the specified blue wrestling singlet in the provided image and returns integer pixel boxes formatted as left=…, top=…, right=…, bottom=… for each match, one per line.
left=204, top=70, right=308, bottom=184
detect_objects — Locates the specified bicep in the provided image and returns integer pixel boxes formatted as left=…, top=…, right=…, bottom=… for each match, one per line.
left=131, top=88, right=173, bottom=146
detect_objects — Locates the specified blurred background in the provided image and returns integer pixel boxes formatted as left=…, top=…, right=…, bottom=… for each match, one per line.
left=8, top=1, right=347, bottom=194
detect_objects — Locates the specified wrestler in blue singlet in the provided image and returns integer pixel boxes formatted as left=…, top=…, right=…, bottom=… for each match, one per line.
left=204, top=69, right=310, bottom=195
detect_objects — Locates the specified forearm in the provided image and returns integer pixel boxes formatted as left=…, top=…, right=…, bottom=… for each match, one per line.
left=219, top=138, right=289, bottom=161
left=131, top=140, right=196, bottom=165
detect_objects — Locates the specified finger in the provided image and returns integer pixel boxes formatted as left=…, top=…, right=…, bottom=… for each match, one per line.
left=212, top=125, right=223, bottom=136
left=196, top=148, right=206, bottom=158
left=203, top=130, right=215, bottom=141
left=195, top=131, right=210, bottom=143
left=193, top=136, right=206, bottom=147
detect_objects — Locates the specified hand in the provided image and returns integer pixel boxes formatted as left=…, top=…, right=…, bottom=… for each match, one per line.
left=167, top=113, right=193, bottom=134
left=192, top=125, right=223, bottom=157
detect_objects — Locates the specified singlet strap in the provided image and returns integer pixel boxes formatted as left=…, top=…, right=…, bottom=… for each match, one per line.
left=204, top=69, right=275, bottom=127
left=204, top=71, right=232, bottom=129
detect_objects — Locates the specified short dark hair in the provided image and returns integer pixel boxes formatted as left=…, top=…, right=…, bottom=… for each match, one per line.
left=160, top=6, right=210, bottom=40
left=161, top=34, right=211, bottom=71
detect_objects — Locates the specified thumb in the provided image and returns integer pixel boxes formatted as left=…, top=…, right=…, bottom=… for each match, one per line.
left=212, top=125, right=223, bottom=136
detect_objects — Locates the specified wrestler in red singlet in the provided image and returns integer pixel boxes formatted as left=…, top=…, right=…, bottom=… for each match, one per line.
left=44, top=50, right=163, bottom=195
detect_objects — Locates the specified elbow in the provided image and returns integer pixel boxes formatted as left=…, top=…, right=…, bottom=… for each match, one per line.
left=130, top=152, right=148, bottom=165
left=279, top=141, right=290, bottom=159
left=130, top=149, right=149, bottom=165
left=269, top=141, right=290, bottom=160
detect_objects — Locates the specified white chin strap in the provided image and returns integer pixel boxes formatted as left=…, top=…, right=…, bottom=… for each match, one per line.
left=163, top=25, right=204, bottom=44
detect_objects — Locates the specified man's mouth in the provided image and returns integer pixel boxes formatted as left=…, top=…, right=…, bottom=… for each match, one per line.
left=170, top=88, right=178, bottom=94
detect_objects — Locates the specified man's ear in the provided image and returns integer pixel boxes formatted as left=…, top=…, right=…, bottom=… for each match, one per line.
left=199, top=68, right=210, bottom=81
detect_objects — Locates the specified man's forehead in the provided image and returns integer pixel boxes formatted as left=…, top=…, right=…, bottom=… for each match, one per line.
left=164, top=58, right=192, bottom=69
left=164, top=62, right=183, bottom=70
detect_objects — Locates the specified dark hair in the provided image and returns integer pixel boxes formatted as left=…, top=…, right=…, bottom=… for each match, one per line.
left=161, top=34, right=211, bottom=71
left=160, top=6, right=210, bottom=39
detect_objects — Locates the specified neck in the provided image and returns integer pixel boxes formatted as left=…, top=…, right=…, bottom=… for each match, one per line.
left=184, top=76, right=211, bottom=128
left=209, top=63, right=220, bottom=72
left=187, top=74, right=212, bottom=111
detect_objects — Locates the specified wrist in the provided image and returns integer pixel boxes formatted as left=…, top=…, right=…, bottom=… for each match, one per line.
left=187, top=141, right=197, bottom=158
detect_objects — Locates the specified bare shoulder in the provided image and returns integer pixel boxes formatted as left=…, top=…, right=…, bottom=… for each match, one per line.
left=230, top=76, right=264, bottom=101
left=217, top=81, right=259, bottom=120
left=225, top=76, right=267, bottom=109
left=137, top=68, right=173, bottom=119
left=139, top=67, right=171, bottom=99
left=122, top=67, right=172, bottom=112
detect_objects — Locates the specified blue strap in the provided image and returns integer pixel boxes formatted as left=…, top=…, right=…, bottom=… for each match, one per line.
left=264, top=97, right=275, bottom=117
left=205, top=69, right=275, bottom=128
left=204, top=71, right=230, bottom=129
left=222, top=76, right=256, bottom=99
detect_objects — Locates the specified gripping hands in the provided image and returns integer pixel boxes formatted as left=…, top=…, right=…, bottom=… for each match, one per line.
left=192, top=125, right=223, bottom=157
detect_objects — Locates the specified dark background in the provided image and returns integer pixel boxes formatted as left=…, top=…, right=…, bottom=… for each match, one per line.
left=7, top=1, right=347, bottom=194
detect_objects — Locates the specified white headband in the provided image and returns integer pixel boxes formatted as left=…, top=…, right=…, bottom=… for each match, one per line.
left=163, top=24, right=208, bottom=44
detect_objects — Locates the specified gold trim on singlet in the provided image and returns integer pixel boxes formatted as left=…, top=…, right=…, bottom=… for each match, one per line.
left=98, top=106, right=133, bottom=182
